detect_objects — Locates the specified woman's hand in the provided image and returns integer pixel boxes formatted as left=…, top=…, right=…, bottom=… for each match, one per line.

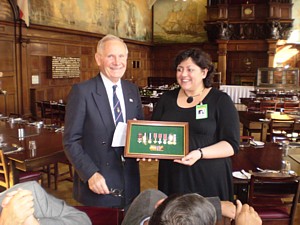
left=174, top=150, right=201, bottom=166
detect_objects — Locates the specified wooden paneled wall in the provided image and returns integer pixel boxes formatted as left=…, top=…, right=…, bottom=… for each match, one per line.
left=0, top=22, right=17, bottom=115
left=151, top=43, right=219, bottom=78
left=227, top=51, right=268, bottom=85
left=0, top=21, right=153, bottom=117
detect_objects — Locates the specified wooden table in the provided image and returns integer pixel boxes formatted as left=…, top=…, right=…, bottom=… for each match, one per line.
left=239, top=111, right=300, bottom=141
left=231, top=142, right=300, bottom=202
left=0, top=119, right=65, bottom=185
left=232, top=143, right=282, bottom=172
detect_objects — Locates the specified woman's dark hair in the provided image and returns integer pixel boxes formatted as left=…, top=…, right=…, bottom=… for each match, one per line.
left=149, top=193, right=217, bottom=225
left=174, top=48, right=215, bottom=88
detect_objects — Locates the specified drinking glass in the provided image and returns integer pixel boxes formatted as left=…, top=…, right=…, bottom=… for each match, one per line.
left=281, top=160, right=291, bottom=174
left=28, top=140, right=37, bottom=157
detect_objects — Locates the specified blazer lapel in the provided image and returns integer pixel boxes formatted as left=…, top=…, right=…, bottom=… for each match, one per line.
left=92, top=75, right=115, bottom=131
left=122, top=81, right=136, bottom=121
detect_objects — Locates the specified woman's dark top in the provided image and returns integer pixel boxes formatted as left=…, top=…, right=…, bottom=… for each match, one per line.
left=151, top=87, right=240, bottom=201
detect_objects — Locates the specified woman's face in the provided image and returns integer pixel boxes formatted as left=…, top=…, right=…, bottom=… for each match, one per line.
left=176, top=57, right=207, bottom=92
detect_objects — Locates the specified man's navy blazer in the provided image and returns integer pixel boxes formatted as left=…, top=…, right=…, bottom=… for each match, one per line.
left=63, top=75, right=144, bottom=207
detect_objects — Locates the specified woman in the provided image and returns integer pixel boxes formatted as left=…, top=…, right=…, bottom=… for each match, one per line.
left=151, top=48, right=240, bottom=201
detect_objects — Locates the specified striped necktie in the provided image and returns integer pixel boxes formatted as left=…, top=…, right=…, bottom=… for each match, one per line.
left=112, top=85, right=124, bottom=125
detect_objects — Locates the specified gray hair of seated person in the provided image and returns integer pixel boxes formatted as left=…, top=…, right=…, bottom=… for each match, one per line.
left=174, top=48, right=215, bottom=88
left=149, top=193, right=217, bottom=225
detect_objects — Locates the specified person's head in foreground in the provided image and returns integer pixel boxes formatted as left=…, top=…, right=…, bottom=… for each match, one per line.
left=122, top=189, right=262, bottom=225
left=148, top=193, right=216, bottom=225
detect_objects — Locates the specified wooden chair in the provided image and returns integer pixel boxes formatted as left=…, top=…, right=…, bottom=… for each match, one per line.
left=0, top=149, right=10, bottom=190
left=47, top=158, right=73, bottom=190
left=283, top=101, right=300, bottom=114
left=240, top=136, right=254, bottom=147
left=248, top=174, right=300, bottom=225
left=36, top=101, right=64, bottom=126
left=269, top=118, right=295, bottom=142
left=37, top=101, right=53, bottom=124
left=260, top=100, right=278, bottom=113
left=246, top=100, right=261, bottom=112
left=74, top=206, right=124, bottom=225
left=239, top=111, right=266, bottom=141
left=49, top=103, right=65, bottom=126
left=0, top=149, right=43, bottom=190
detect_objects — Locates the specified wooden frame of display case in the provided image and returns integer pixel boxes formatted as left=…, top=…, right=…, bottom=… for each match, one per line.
left=257, top=67, right=299, bottom=89
left=125, top=120, right=189, bottom=159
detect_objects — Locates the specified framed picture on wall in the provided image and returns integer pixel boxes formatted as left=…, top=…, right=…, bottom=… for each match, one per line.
left=241, top=4, right=255, bottom=20
left=124, top=120, right=189, bottom=159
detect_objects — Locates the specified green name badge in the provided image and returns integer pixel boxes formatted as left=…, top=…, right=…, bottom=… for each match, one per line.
left=196, top=104, right=208, bottom=119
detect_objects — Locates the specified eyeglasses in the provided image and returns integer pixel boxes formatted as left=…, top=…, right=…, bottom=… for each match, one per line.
left=109, top=188, right=124, bottom=197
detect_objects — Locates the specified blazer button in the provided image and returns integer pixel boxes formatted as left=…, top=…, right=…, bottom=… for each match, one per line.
left=106, top=162, right=109, bottom=166
left=102, top=141, right=106, bottom=145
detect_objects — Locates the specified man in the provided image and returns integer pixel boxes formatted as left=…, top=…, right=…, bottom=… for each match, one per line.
left=121, top=189, right=234, bottom=225
left=121, top=189, right=262, bottom=225
left=0, top=181, right=91, bottom=225
left=149, top=193, right=218, bottom=225
left=63, top=34, right=143, bottom=208
left=234, top=200, right=262, bottom=225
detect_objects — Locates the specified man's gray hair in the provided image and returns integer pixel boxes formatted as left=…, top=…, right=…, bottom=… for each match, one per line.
left=149, top=193, right=217, bottom=225
left=96, top=34, right=128, bottom=55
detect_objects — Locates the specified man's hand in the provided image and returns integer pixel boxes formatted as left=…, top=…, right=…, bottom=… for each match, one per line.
left=1, top=190, right=18, bottom=208
left=221, top=201, right=236, bottom=219
left=23, top=215, right=40, bottom=225
left=0, top=189, right=35, bottom=225
left=88, top=172, right=109, bottom=195
left=235, top=200, right=262, bottom=225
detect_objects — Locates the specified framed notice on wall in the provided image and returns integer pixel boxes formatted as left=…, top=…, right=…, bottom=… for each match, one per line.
left=49, top=56, right=80, bottom=79
left=125, top=120, right=189, bottom=159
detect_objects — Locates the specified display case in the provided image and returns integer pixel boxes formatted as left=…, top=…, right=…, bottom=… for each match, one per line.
left=256, top=67, right=299, bottom=89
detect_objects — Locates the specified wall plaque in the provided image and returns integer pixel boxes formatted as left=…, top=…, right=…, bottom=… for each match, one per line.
left=49, top=56, right=80, bottom=79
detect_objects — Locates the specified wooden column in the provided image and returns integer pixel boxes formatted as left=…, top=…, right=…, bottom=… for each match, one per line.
left=217, top=40, right=228, bottom=84
left=267, top=39, right=278, bottom=67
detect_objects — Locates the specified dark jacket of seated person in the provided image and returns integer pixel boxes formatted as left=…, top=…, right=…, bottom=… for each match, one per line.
left=0, top=181, right=91, bottom=225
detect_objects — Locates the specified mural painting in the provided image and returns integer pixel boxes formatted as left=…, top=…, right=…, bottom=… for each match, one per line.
left=289, top=0, right=300, bottom=43
left=28, top=0, right=152, bottom=42
left=153, top=0, right=207, bottom=43
left=0, top=0, right=13, bottom=21
left=1, top=0, right=300, bottom=43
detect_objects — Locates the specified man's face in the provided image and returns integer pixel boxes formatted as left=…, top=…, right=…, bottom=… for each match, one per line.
left=95, top=40, right=128, bottom=83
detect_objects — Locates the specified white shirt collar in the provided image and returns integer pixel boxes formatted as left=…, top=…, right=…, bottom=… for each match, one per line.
left=100, top=73, right=122, bottom=89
